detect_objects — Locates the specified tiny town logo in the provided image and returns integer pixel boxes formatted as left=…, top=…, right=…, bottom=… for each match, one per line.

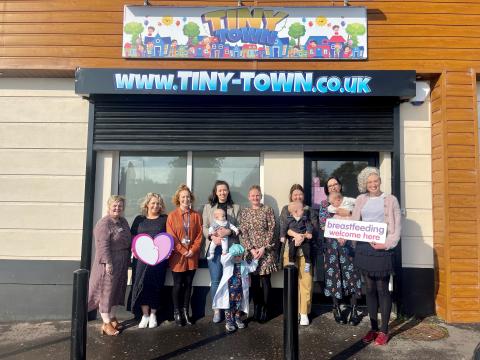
left=201, top=8, right=288, bottom=46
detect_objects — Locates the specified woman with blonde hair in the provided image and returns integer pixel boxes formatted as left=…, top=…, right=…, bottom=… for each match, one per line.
left=167, top=184, right=203, bottom=326
left=351, top=167, right=401, bottom=346
left=88, top=195, right=131, bottom=336
left=130, top=192, right=168, bottom=329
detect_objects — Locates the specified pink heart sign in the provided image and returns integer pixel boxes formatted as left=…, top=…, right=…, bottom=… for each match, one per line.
left=132, top=232, right=174, bottom=266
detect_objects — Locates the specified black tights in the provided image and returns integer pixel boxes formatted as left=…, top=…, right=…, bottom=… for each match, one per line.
left=250, top=274, right=271, bottom=308
left=172, top=270, right=196, bottom=311
left=365, top=275, right=391, bottom=333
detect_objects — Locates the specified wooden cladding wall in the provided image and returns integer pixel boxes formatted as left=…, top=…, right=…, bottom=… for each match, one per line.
left=2, top=0, right=480, bottom=73
left=432, top=70, right=480, bottom=323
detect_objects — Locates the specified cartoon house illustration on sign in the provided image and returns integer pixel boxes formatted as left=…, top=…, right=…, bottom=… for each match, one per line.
left=211, top=42, right=230, bottom=59
left=230, top=44, right=242, bottom=58
left=352, top=46, right=365, bottom=59
left=153, top=34, right=172, bottom=57
left=241, top=44, right=258, bottom=59
left=329, top=34, right=346, bottom=58
left=257, top=47, right=266, bottom=59
left=144, top=35, right=156, bottom=57
left=265, top=37, right=289, bottom=58
left=305, top=36, right=330, bottom=58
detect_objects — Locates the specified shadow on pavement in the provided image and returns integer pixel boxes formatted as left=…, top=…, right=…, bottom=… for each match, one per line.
left=151, top=332, right=228, bottom=360
left=0, top=336, right=69, bottom=360
left=329, top=340, right=368, bottom=360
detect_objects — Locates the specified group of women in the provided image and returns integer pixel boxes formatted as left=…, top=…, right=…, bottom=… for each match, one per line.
left=87, top=166, right=401, bottom=346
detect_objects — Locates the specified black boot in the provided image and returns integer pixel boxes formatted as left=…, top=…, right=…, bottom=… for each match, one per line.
left=333, top=305, right=342, bottom=324
left=182, top=307, right=193, bottom=325
left=349, top=305, right=360, bottom=326
left=259, top=305, right=268, bottom=323
left=174, top=309, right=183, bottom=326
left=254, top=304, right=262, bottom=322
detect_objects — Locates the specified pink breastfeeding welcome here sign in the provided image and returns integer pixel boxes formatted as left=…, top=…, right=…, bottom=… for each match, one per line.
left=325, top=218, right=387, bottom=243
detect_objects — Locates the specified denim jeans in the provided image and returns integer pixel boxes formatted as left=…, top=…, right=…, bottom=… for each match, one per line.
left=208, top=245, right=223, bottom=306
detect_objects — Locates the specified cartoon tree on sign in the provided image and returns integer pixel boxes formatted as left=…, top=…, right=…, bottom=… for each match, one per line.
left=345, top=23, right=366, bottom=48
left=183, top=21, right=200, bottom=45
left=124, top=22, right=144, bottom=45
left=288, top=22, right=306, bottom=47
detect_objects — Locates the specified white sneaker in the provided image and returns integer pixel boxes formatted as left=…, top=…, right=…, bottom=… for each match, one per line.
left=212, top=310, right=222, bottom=323
left=139, top=315, right=149, bottom=328
left=300, top=314, right=309, bottom=326
left=148, top=313, right=157, bottom=328
left=235, top=318, right=245, bottom=329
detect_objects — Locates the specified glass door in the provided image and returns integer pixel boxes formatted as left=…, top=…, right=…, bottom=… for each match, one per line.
left=304, top=152, right=379, bottom=209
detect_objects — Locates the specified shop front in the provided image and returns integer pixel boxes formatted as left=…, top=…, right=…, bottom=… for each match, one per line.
left=75, top=67, right=423, bottom=314
left=1, top=1, right=478, bottom=323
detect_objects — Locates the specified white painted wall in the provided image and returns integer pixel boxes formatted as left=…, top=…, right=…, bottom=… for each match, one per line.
left=0, top=79, right=88, bottom=260
left=399, top=93, right=434, bottom=268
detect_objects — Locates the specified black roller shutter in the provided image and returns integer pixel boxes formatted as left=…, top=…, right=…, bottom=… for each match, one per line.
left=92, top=94, right=396, bottom=152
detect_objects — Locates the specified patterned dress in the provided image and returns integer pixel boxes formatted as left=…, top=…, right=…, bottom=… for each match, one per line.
left=88, top=215, right=131, bottom=313
left=239, top=205, right=277, bottom=275
left=225, top=263, right=243, bottom=325
left=319, top=200, right=362, bottom=300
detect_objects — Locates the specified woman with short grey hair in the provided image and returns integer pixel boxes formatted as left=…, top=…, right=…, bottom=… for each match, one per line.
left=351, top=167, right=401, bottom=346
left=88, top=195, right=131, bottom=336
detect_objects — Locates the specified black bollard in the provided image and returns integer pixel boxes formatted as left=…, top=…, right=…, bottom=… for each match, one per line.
left=283, top=265, right=299, bottom=360
left=70, top=269, right=89, bottom=360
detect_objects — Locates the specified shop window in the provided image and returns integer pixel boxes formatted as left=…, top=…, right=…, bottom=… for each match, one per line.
left=193, top=152, right=260, bottom=210
left=305, top=153, right=378, bottom=210
left=119, top=152, right=261, bottom=222
left=119, top=152, right=187, bottom=222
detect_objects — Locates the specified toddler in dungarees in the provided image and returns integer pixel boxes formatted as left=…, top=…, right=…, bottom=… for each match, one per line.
left=212, top=244, right=258, bottom=333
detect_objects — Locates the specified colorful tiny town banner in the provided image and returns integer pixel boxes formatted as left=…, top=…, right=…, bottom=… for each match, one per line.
left=324, top=219, right=387, bottom=244
left=122, top=6, right=367, bottom=60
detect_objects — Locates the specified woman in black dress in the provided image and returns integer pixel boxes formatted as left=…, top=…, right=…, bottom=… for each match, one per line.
left=131, top=192, right=169, bottom=329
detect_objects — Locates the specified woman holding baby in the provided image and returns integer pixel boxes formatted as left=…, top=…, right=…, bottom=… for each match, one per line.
left=203, top=180, right=241, bottom=323
left=319, top=176, right=362, bottom=326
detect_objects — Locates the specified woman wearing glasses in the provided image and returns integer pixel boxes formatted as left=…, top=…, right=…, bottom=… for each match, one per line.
left=319, top=176, right=362, bottom=326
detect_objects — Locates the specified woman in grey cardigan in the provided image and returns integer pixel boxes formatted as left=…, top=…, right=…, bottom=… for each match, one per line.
left=202, top=180, right=241, bottom=323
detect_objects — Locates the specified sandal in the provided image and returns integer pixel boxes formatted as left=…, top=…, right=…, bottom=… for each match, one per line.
left=101, top=322, right=119, bottom=336
left=110, top=317, right=124, bottom=331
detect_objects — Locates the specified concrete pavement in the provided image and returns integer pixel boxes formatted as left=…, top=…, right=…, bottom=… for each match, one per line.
left=0, top=306, right=479, bottom=360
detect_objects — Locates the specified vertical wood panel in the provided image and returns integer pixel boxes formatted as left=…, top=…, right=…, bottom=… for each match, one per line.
left=432, top=69, right=480, bottom=323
